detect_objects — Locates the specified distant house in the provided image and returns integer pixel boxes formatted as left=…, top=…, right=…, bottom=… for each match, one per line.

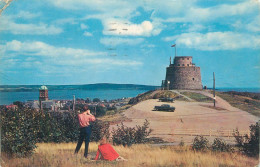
left=5, top=104, right=18, bottom=110
left=41, top=100, right=57, bottom=111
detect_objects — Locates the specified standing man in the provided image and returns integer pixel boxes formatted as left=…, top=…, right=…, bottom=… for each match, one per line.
left=75, top=106, right=96, bottom=158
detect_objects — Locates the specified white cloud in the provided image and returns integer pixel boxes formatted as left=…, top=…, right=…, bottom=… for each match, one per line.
left=103, top=19, right=161, bottom=36
left=83, top=31, right=93, bottom=37
left=55, top=17, right=78, bottom=25
left=153, top=0, right=259, bottom=23
left=0, top=17, right=63, bottom=35
left=48, top=0, right=260, bottom=38
left=246, top=16, right=260, bottom=32
left=15, top=11, right=41, bottom=19
left=50, top=0, right=136, bottom=17
left=59, top=58, right=142, bottom=66
left=3, top=40, right=104, bottom=57
left=187, top=24, right=206, bottom=32
left=100, top=37, right=144, bottom=47
left=163, top=32, right=260, bottom=50
left=80, top=23, right=88, bottom=30
left=0, top=40, right=142, bottom=73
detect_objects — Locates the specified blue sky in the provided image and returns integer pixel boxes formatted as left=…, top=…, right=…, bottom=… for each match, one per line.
left=0, top=0, right=259, bottom=88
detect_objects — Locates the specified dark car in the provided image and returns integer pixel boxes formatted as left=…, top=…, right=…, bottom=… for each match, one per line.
left=159, top=97, right=174, bottom=102
left=154, top=104, right=175, bottom=112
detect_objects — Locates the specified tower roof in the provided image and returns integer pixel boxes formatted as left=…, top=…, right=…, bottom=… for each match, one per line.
left=39, top=85, right=48, bottom=90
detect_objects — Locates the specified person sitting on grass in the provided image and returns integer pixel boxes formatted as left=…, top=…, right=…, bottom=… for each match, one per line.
left=94, top=137, right=127, bottom=161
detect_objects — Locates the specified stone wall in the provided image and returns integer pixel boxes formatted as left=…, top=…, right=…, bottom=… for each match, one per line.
left=165, top=66, right=202, bottom=90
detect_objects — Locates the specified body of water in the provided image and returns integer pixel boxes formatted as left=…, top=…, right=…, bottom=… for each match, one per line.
left=0, top=87, right=259, bottom=105
left=0, top=89, right=150, bottom=105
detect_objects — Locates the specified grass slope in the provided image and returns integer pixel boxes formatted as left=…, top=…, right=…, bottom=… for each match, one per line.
left=2, top=143, right=258, bottom=167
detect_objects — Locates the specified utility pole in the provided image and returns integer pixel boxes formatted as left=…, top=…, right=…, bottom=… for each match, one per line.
left=213, top=72, right=216, bottom=107
left=73, top=95, right=75, bottom=111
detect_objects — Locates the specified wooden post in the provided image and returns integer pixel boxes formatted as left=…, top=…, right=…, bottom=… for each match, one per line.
left=213, top=72, right=216, bottom=107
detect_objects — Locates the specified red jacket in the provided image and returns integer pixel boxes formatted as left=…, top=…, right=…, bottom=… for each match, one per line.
left=94, top=144, right=119, bottom=161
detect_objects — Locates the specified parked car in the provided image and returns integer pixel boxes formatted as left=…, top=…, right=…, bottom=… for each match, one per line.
left=154, top=104, right=175, bottom=112
left=159, top=97, right=174, bottom=102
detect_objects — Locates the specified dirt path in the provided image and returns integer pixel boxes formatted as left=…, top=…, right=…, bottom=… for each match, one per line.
left=116, top=91, right=259, bottom=144
left=180, top=90, right=235, bottom=111
left=171, top=90, right=194, bottom=101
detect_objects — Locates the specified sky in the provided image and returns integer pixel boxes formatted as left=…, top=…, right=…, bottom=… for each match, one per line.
left=0, top=0, right=259, bottom=88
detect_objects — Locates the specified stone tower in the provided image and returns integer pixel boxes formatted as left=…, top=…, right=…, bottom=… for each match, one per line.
left=164, top=56, right=202, bottom=90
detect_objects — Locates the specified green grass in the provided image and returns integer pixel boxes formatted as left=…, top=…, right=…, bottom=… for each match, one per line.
left=181, top=92, right=213, bottom=103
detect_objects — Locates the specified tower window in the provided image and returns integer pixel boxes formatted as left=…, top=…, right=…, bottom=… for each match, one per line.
left=192, top=78, right=195, bottom=81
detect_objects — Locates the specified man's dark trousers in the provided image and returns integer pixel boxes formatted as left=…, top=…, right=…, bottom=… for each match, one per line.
left=75, top=126, right=91, bottom=157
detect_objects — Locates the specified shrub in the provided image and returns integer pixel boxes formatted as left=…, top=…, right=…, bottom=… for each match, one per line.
left=192, top=136, right=210, bottom=151
left=36, top=111, right=78, bottom=143
left=244, top=99, right=250, bottom=103
left=212, top=138, right=234, bottom=152
left=1, top=107, right=110, bottom=157
left=112, top=119, right=152, bottom=146
left=88, top=105, right=107, bottom=117
left=90, top=120, right=110, bottom=142
left=93, top=98, right=101, bottom=103
left=179, top=139, right=185, bottom=147
left=134, top=120, right=152, bottom=143
left=1, top=108, right=39, bottom=157
left=234, top=122, right=259, bottom=157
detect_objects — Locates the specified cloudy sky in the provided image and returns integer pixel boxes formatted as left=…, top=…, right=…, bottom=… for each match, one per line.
left=0, top=0, right=259, bottom=88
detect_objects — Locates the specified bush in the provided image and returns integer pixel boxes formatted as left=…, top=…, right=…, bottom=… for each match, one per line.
left=36, top=111, right=78, bottom=143
left=93, top=98, right=101, bottom=103
left=112, top=119, right=152, bottom=146
left=212, top=138, right=234, bottom=152
left=90, top=120, right=110, bottom=142
left=134, top=120, right=152, bottom=143
left=234, top=122, right=259, bottom=157
left=1, top=108, right=39, bottom=157
left=1, top=107, right=110, bottom=157
left=244, top=99, right=250, bottom=103
left=192, top=136, right=210, bottom=151
left=179, top=141, right=185, bottom=147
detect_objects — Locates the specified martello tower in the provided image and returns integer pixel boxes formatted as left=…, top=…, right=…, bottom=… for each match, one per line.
left=163, top=56, right=202, bottom=90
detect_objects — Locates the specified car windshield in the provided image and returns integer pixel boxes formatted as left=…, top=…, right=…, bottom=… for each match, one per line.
left=162, top=104, right=170, bottom=107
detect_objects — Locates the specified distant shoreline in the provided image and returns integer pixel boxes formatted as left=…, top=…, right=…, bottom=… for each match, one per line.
left=0, top=83, right=259, bottom=93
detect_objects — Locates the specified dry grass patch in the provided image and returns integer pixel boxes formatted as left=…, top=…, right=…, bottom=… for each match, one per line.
left=2, top=143, right=258, bottom=167
left=215, top=92, right=260, bottom=117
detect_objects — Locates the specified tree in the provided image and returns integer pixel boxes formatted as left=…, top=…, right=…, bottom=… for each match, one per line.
left=13, top=101, right=24, bottom=109
left=85, top=98, right=91, bottom=103
left=234, top=122, right=259, bottom=157
left=93, top=98, right=101, bottom=103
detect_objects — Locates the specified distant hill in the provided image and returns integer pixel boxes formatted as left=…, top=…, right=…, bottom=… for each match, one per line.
left=0, top=83, right=160, bottom=92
